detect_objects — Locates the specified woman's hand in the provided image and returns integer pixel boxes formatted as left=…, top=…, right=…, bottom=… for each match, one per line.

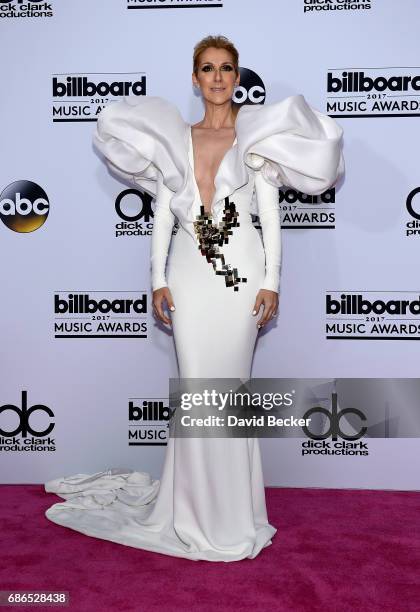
left=152, top=286, right=175, bottom=326
left=252, top=289, right=279, bottom=329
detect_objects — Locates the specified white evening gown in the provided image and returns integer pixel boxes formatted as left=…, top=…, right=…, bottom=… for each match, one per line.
left=44, top=95, right=344, bottom=561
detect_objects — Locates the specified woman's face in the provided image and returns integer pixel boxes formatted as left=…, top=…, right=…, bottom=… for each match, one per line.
left=192, top=47, right=239, bottom=104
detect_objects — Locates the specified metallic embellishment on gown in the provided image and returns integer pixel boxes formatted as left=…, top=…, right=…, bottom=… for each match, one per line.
left=193, top=196, right=247, bottom=291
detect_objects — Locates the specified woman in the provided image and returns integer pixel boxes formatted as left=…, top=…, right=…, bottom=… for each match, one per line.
left=44, top=36, right=344, bottom=561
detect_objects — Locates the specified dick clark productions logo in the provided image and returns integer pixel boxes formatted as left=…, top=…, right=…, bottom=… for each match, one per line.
left=0, top=391, right=56, bottom=454
left=301, top=392, right=368, bottom=457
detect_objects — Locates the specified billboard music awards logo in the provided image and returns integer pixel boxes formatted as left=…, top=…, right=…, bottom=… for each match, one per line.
left=325, top=291, right=420, bottom=339
left=300, top=392, right=369, bottom=456
left=279, top=186, right=336, bottom=229
left=54, top=292, right=148, bottom=339
left=129, top=399, right=173, bottom=446
left=303, top=0, right=372, bottom=13
left=0, top=391, right=56, bottom=453
left=52, top=73, right=147, bottom=122
left=326, top=68, right=420, bottom=117
left=0, top=0, right=53, bottom=19
left=0, top=180, right=49, bottom=233
left=251, top=186, right=337, bottom=233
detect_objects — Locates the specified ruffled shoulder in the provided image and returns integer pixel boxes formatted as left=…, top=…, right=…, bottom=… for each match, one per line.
left=93, top=95, right=188, bottom=198
left=236, top=94, right=345, bottom=196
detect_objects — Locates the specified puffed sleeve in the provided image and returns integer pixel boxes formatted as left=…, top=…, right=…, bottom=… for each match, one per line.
left=239, top=94, right=345, bottom=196
left=92, top=95, right=187, bottom=199
left=150, top=171, right=176, bottom=291
left=93, top=97, right=160, bottom=198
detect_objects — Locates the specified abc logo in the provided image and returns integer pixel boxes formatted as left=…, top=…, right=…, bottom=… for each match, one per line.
left=0, top=391, right=54, bottom=437
left=235, top=67, right=266, bottom=105
left=0, top=180, right=49, bottom=233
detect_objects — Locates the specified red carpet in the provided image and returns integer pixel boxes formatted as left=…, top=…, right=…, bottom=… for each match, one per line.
left=1, top=485, right=419, bottom=612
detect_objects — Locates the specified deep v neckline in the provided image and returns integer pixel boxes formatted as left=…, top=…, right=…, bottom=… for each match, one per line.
left=189, top=125, right=237, bottom=216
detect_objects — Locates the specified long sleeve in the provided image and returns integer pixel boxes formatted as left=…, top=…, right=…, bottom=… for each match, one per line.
left=254, top=169, right=282, bottom=293
left=150, top=171, right=176, bottom=291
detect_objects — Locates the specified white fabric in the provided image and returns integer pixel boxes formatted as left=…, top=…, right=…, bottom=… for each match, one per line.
left=254, top=169, right=282, bottom=292
left=150, top=172, right=177, bottom=291
left=93, top=94, right=344, bottom=239
left=44, top=94, right=344, bottom=562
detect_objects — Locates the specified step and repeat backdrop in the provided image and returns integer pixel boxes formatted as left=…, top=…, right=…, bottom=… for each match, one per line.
left=2, top=0, right=420, bottom=490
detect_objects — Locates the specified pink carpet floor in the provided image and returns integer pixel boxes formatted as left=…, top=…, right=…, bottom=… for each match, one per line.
left=1, top=485, right=419, bottom=612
